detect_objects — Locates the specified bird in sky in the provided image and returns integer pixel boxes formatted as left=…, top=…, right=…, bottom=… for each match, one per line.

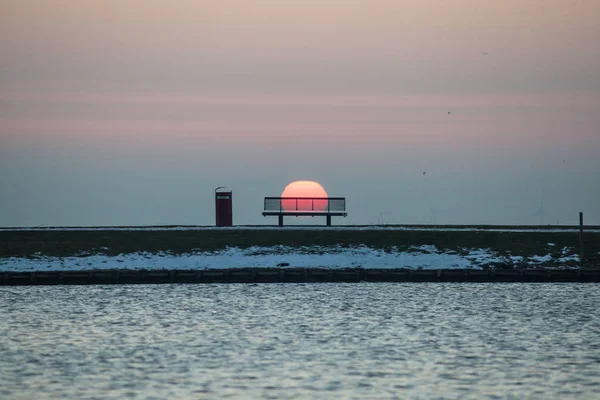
left=481, top=52, right=489, bottom=55
left=423, top=172, right=426, bottom=175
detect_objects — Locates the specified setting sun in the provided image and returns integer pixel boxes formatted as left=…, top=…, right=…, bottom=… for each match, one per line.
left=281, top=181, right=328, bottom=211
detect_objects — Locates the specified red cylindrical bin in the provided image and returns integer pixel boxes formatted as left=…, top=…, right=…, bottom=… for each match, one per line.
left=215, top=187, right=233, bottom=226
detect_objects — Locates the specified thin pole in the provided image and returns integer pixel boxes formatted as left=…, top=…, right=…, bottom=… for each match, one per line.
left=579, top=212, right=584, bottom=268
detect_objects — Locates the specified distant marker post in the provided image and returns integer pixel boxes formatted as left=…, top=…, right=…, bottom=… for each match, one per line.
left=579, top=212, right=584, bottom=268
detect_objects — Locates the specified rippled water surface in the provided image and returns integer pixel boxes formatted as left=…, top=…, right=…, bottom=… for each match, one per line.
left=1, top=283, right=599, bottom=399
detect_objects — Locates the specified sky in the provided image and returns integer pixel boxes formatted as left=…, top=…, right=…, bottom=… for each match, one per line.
left=1, top=0, right=599, bottom=226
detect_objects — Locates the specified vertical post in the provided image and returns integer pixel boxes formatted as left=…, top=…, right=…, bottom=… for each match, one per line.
left=579, top=212, right=584, bottom=268
left=326, top=215, right=332, bottom=226
left=278, top=215, right=284, bottom=227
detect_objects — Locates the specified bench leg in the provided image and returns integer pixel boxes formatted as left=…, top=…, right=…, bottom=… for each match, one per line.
left=278, top=215, right=284, bottom=227
left=326, top=215, right=332, bottom=226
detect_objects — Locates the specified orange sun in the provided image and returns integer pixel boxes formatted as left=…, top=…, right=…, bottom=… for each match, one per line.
left=281, top=181, right=329, bottom=212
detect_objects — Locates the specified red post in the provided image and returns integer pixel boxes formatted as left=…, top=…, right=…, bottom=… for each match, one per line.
left=215, top=187, right=233, bottom=227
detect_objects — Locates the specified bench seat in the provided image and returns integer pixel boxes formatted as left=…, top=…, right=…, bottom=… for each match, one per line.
left=262, top=197, right=347, bottom=226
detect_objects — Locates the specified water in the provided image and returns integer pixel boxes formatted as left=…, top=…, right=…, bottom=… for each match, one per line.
left=1, top=283, right=599, bottom=399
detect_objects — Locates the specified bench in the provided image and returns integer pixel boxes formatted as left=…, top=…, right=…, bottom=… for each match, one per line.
left=262, top=197, right=347, bottom=226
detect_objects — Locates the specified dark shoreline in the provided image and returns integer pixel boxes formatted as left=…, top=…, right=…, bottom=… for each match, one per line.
left=3, top=268, right=600, bottom=286
left=2, top=224, right=600, bottom=230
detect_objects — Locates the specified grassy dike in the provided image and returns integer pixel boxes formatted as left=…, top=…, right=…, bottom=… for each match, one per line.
left=1, top=227, right=599, bottom=268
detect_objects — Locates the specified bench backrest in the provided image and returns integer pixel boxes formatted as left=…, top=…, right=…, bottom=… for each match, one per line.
left=264, top=197, right=346, bottom=213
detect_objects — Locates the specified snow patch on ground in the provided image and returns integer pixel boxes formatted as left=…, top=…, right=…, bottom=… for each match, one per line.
left=0, top=246, right=464, bottom=272
left=528, top=254, right=553, bottom=264
left=509, top=255, right=524, bottom=263
left=464, top=249, right=505, bottom=265
left=557, top=254, right=580, bottom=263
left=555, top=246, right=580, bottom=263
left=0, top=245, right=471, bottom=272
left=0, top=245, right=583, bottom=272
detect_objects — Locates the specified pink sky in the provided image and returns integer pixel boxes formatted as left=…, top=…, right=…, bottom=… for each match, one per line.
left=1, top=0, right=599, bottom=226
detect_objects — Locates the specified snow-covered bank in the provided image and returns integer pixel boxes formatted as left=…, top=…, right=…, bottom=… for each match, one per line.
left=0, top=245, right=580, bottom=272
